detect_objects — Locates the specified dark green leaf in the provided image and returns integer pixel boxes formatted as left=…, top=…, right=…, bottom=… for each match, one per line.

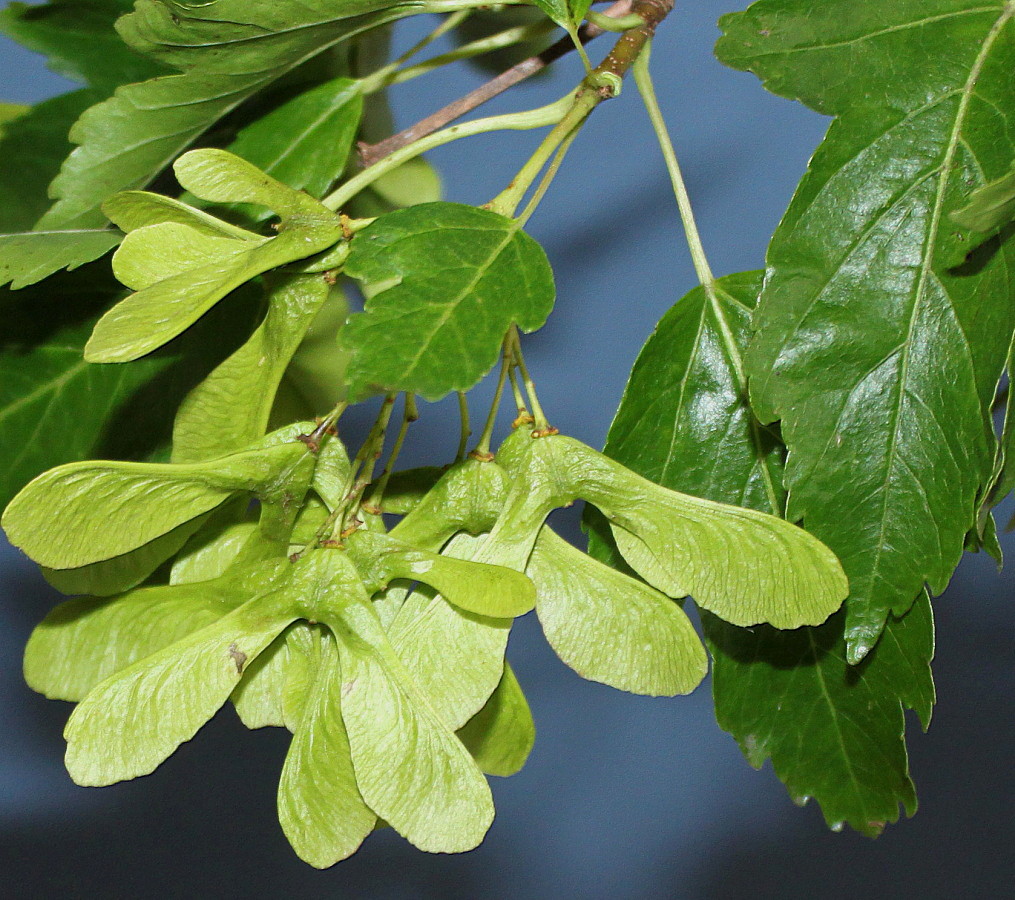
left=225, top=77, right=363, bottom=217
left=342, top=202, right=555, bottom=401
left=0, top=230, right=121, bottom=290
left=36, top=0, right=432, bottom=228
left=0, top=0, right=165, bottom=90
left=951, top=162, right=1015, bottom=234
left=593, top=271, right=935, bottom=834
left=0, top=90, right=99, bottom=232
left=719, top=0, right=1015, bottom=660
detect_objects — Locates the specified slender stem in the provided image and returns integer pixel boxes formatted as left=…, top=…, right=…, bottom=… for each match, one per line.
left=359, top=0, right=635, bottom=167
left=474, top=340, right=512, bottom=456
left=508, top=326, right=551, bottom=431
left=488, top=0, right=676, bottom=218
left=358, top=9, right=473, bottom=95
left=321, top=394, right=397, bottom=542
left=379, top=19, right=559, bottom=91
left=632, top=42, right=715, bottom=289
left=303, top=400, right=348, bottom=452
left=456, top=391, right=471, bottom=461
left=508, top=364, right=529, bottom=420
left=323, top=96, right=573, bottom=212
left=516, top=124, right=582, bottom=226
left=486, top=87, right=598, bottom=217
left=369, top=393, right=416, bottom=510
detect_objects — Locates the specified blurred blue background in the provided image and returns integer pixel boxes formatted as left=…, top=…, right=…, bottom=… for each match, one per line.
left=2, top=2, right=1013, bottom=897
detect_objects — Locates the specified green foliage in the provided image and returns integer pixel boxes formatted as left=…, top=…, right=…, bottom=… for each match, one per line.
left=595, top=270, right=936, bottom=833
left=718, top=0, right=1015, bottom=661
left=2, top=0, right=1010, bottom=870
left=342, top=202, right=555, bottom=401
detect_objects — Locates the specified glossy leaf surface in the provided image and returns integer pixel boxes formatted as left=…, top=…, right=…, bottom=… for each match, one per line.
left=37, top=0, right=424, bottom=228
left=595, top=271, right=935, bottom=833
left=342, top=202, right=555, bottom=401
left=719, top=0, right=1015, bottom=659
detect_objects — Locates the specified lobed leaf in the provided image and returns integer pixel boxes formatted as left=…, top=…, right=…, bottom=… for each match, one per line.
left=592, top=271, right=935, bottom=833
left=719, top=0, right=1015, bottom=659
left=36, top=0, right=426, bottom=229
left=342, top=202, right=555, bottom=401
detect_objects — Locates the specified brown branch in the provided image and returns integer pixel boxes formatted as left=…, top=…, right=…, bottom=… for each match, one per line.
left=358, top=0, right=634, bottom=168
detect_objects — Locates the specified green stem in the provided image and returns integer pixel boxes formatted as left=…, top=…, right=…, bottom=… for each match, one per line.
left=377, top=19, right=559, bottom=91
left=516, top=123, right=581, bottom=227
left=632, top=42, right=715, bottom=289
left=456, top=391, right=471, bottom=461
left=474, top=339, right=512, bottom=456
left=369, top=393, right=416, bottom=509
left=585, top=10, right=645, bottom=32
left=508, top=326, right=550, bottom=431
left=488, top=0, right=675, bottom=218
left=508, top=364, right=529, bottom=420
left=322, top=95, right=573, bottom=212
left=358, top=9, right=473, bottom=95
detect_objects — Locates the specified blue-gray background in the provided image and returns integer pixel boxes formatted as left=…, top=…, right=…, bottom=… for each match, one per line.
left=1, top=3, right=1012, bottom=897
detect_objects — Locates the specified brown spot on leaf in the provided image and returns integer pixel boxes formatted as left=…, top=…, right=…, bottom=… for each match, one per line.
left=228, top=642, right=247, bottom=675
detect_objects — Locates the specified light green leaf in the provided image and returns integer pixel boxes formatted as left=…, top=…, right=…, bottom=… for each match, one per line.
left=951, top=162, right=1015, bottom=234
left=310, top=432, right=353, bottom=512
left=457, top=663, right=534, bottom=777
left=37, top=0, right=423, bottom=228
left=232, top=622, right=318, bottom=731
left=330, top=593, right=495, bottom=853
left=103, top=190, right=254, bottom=240
left=44, top=515, right=206, bottom=596
left=719, top=0, right=1015, bottom=659
left=388, top=533, right=511, bottom=731
left=171, top=274, right=331, bottom=462
left=391, top=456, right=509, bottom=548
left=87, top=159, right=342, bottom=363
left=529, top=526, right=706, bottom=696
left=593, top=271, right=935, bottom=833
left=64, top=582, right=296, bottom=785
left=224, top=77, right=363, bottom=218
left=0, top=230, right=121, bottom=290
left=342, top=202, right=555, bottom=401
left=277, top=634, right=375, bottom=868
left=3, top=439, right=308, bottom=568
left=169, top=503, right=258, bottom=585
left=348, top=529, right=535, bottom=618
left=24, top=569, right=253, bottom=701
left=499, top=431, right=847, bottom=628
